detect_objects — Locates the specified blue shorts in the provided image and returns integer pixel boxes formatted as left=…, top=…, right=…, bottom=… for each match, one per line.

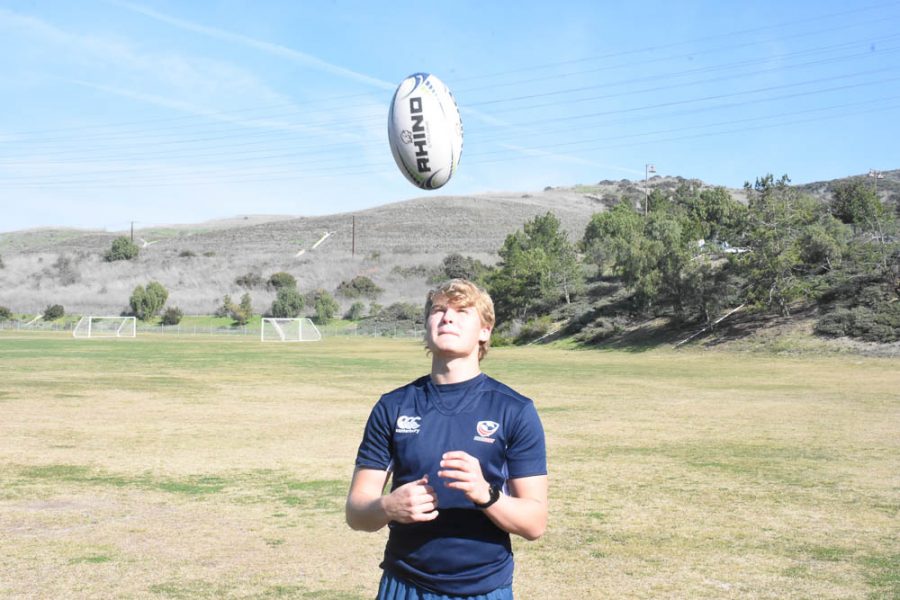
left=376, top=571, right=514, bottom=600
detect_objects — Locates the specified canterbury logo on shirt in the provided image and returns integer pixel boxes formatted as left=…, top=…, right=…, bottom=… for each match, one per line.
left=474, top=420, right=499, bottom=443
left=396, top=415, right=421, bottom=434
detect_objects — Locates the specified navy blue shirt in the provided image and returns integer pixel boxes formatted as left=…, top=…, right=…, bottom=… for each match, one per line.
left=355, top=373, right=547, bottom=596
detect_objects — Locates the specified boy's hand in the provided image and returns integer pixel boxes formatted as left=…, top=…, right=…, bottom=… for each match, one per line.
left=438, top=451, right=492, bottom=505
left=382, top=475, right=439, bottom=523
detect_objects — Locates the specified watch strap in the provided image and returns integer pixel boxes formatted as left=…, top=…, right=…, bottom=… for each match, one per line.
left=475, top=484, right=501, bottom=509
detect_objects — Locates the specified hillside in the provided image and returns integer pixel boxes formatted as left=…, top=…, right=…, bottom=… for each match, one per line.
left=0, top=171, right=896, bottom=326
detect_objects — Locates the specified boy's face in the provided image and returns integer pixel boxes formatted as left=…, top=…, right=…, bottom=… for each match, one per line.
left=425, top=299, right=491, bottom=360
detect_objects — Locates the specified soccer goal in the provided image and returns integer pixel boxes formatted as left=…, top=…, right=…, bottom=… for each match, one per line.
left=260, top=317, right=322, bottom=342
left=73, top=316, right=137, bottom=338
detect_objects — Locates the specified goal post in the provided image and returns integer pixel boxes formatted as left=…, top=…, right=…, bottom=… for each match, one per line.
left=73, top=316, right=137, bottom=338
left=260, top=317, right=322, bottom=342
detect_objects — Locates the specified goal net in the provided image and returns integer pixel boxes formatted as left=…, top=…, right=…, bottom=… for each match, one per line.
left=260, top=317, right=322, bottom=342
left=73, top=316, right=137, bottom=338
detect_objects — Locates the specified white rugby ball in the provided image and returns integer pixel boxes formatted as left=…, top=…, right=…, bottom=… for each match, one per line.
left=388, top=72, right=463, bottom=190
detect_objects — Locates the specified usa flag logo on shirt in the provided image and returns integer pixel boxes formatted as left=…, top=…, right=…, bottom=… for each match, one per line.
left=475, top=420, right=499, bottom=443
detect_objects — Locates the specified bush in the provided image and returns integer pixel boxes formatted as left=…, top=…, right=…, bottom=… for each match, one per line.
left=270, top=287, right=304, bottom=318
left=516, top=316, right=554, bottom=343
left=53, top=255, right=81, bottom=286
left=336, top=275, right=383, bottom=299
left=231, top=293, right=254, bottom=326
left=104, top=236, right=140, bottom=262
left=815, top=304, right=900, bottom=343
left=130, top=281, right=168, bottom=321
left=178, top=250, right=196, bottom=258
left=431, top=253, right=489, bottom=283
left=43, top=304, right=65, bottom=320
left=235, top=272, right=264, bottom=289
left=0, top=254, right=4, bottom=269
left=345, top=301, right=366, bottom=321
left=0, top=306, right=11, bottom=321
left=160, top=306, right=183, bottom=326
left=379, top=302, right=422, bottom=323
left=267, top=272, right=297, bottom=291
left=312, top=289, right=340, bottom=325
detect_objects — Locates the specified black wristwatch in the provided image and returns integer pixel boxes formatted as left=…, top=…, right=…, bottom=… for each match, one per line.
left=475, top=484, right=501, bottom=509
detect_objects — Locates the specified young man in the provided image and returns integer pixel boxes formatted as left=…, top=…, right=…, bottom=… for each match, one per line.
left=346, top=279, right=548, bottom=600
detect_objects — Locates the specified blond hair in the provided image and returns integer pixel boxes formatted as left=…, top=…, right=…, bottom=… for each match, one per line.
left=425, top=279, right=495, bottom=361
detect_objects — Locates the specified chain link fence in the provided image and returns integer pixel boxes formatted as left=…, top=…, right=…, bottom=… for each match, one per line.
left=0, top=319, right=424, bottom=339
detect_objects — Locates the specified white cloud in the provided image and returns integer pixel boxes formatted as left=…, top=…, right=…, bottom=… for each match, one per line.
left=108, top=0, right=396, bottom=91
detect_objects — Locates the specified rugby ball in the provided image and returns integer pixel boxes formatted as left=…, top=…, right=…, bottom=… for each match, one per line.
left=388, top=73, right=463, bottom=190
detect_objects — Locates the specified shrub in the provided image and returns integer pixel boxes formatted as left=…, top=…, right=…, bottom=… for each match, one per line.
left=160, top=306, right=183, bottom=326
left=0, top=254, right=4, bottom=269
left=379, top=302, right=422, bottom=323
left=815, top=304, right=900, bottom=343
left=0, top=306, right=11, bottom=321
left=267, top=271, right=297, bottom=291
left=215, top=295, right=232, bottom=318
left=178, top=250, right=196, bottom=258
left=312, top=289, right=340, bottom=325
left=336, top=275, right=383, bottom=299
left=43, top=304, right=65, bottom=320
left=231, top=293, right=254, bottom=326
left=516, top=316, right=554, bottom=343
left=54, top=255, right=81, bottom=286
left=270, top=287, right=304, bottom=318
left=345, top=301, right=366, bottom=321
left=431, top=253, right=489, bottom=283
left=104, top=236, right=139, bottom=262
left=235, top=272, right=264, bottom=289
left=130, top=281, right=168, bottom=321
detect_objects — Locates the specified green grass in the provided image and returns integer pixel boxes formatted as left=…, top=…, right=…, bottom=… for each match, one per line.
left=0, top=331, right=897, bottom=599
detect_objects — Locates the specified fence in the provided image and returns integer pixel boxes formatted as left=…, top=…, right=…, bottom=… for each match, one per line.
left=0, top=319, right=425, bottom=340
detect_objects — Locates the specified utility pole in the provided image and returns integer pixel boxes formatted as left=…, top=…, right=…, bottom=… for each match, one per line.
left=130, top=221, right=134, bottom=242
left=351, top=215, right=356, bottom=256
left=644, top=164, right=656, bottom=215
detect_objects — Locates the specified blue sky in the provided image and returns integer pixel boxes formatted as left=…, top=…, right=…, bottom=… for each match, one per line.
left=1, top=0, right=898, bottom=232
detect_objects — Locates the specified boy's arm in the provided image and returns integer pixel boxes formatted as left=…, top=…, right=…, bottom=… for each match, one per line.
left=345, top=468, right=440, bottom=532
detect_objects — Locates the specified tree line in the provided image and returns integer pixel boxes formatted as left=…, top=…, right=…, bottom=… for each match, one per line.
left=477, top=175, right=898, bottom=344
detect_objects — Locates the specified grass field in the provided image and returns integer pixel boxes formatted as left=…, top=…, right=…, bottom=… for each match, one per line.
left=1, top=332, right=898, bottom=599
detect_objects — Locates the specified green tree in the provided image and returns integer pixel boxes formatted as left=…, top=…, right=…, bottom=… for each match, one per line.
left=737, top=174, right=828, bottom=316
left=312, top=289, right=340, bottom=324
left=270, top=286, right=304, bottom=318
left=489, top=212, right=584, bottom=321
left=831, top=179, right=883, bottom=227
left=130, top=281, right=168, bottom=320
left=582, top=202, right=644, bottom=271
left=267, top=272, right=297, bottom=291
left=0, top=306, right=11, bottom=321
left=104, top=236, right=140, bottom=262
left=43, top=304, right=64, bottom=320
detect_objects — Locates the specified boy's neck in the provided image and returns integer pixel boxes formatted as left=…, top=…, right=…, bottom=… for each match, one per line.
left=431, top=354, right=481, bottom=385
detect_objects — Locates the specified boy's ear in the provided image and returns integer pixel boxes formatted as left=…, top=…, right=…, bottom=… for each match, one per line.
left=479, top=326, right=492, bottom=342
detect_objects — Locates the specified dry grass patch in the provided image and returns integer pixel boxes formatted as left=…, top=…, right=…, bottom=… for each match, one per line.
left=1, top=332, right=897, bottom=598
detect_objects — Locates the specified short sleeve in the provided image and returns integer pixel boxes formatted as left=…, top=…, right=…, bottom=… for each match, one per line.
left=355, top=399, right=393, bottom=471
left=505, top=402, right=547, bottom=479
